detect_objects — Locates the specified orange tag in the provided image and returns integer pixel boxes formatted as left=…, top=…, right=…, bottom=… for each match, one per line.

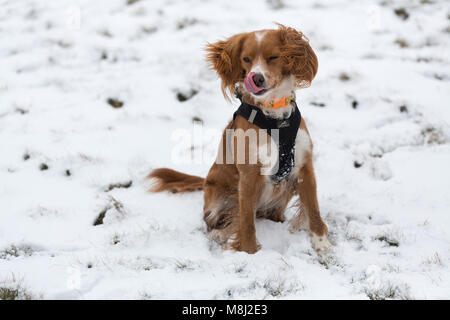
left=263, top=95, right=293, bottom=109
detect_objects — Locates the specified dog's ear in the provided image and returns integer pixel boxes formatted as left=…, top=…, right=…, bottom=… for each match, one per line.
left=278, top=24, right=318, bottom=88
left=205, top=33, right=248, bottom=100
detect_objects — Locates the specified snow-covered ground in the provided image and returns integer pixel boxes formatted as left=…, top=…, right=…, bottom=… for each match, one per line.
left=0, top=0, right=449, bottom=299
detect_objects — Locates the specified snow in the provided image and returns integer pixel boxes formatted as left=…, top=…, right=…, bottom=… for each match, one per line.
left=1, top=0, right=450, bottom=299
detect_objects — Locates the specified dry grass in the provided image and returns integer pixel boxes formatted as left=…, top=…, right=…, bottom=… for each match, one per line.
left=0, top=244, right=33, bottom=259
left=365, top=282, right=412, bottom=300
left=0, top=287, right=33, bottom=300
left=0, top=275, right=40, bottom=300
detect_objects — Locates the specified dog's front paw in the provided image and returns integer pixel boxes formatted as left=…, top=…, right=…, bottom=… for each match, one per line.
left=311, top=233, right=332, bottom=254
left=227, top=237, right=261, bottom=254
left=239, top=239, right=261, bottom=254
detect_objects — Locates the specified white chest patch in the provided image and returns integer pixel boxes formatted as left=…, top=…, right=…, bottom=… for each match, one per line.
left=293, top=129, right=312, bottom=173
left=257, top=129, right=278, bottom=177
left=256, top=128, right=312, bottom=179
left=256, top=128, right=312, bottom=210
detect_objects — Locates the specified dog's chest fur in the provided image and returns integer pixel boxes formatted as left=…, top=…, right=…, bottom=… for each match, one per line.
left=257, top=128, right=312, bottom=210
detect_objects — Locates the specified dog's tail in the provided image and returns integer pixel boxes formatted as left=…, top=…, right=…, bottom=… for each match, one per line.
left=147, top=168, right=204, bottom=193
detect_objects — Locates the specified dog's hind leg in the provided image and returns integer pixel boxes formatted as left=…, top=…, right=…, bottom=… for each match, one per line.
left=204, top=198, right=239, bottom=245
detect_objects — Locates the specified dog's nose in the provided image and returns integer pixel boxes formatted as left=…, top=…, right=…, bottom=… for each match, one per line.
left=252, top=73, right=265, bottom=88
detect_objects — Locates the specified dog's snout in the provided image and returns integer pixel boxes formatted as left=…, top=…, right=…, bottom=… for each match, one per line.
left=252, top=73, right=265, bottom=88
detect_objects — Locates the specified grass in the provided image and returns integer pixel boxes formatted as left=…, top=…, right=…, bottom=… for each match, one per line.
left=394, top=8, right=409, bottom=21
left=421, top=126, right=446, bottom=144
left=174, top=259, right=195, bottom=271
left=263, top=277, right=303, bottom=298
left=0, top=244, right=33, bottom=259
left=395, top=38, right=410, bottom=48
left=176, top=18, right=198, bottom=30
left=93, top=196, right=126, bottom=226
left=112, top=234, right=121, bottom=245
left=263, top=279, right=286, bottom=297
left=0, top=287, right=32, bottom=300
left=266, top=0, right=285, bottom=10
left=365, top=282, right=412, bottom=300
left=106, top=180, right=132, bottom=192
left=424, top=252, right=445, bottom=267
left=224, top=277, right=301, bottom=299
left=175, top=88, right=198, bottom=102
left=106, top=98, right=124, bottom=109
left=0, top=275, right=39, bottom=300
left=376, top=236, right=399, bottom=247
left=339, top=72, right=351, bottom=81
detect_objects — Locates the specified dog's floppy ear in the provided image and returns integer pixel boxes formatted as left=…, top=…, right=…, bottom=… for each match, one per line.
left=205, top=33, right=248, bottom=100
left=278, top=24, right=318, bottom=88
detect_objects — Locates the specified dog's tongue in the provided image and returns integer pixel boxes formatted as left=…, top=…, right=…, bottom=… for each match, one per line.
left=244, top=72, right=264, bottom=94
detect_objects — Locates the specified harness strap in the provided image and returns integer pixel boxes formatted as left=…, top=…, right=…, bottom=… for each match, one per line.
left=229, top=94, right=301, bottom=183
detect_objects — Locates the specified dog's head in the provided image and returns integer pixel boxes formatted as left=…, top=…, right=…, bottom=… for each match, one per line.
left=206, top=24, right=318, bottom=101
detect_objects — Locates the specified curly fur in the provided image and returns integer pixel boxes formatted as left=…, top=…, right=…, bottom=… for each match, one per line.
left=205, top=24, right=318, bottom=100
left=278, top=24, right=318, bottom=88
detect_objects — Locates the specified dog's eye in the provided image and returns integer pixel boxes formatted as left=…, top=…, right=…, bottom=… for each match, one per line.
left=243, top=57, right=251, bottom=63
left=268, top=56, right=279, bottom=62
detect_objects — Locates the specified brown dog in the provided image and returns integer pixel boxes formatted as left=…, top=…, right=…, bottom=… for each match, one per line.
left=148, top=24, right=330, bottom=254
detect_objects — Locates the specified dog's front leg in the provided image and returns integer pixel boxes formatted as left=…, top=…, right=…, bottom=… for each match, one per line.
left=233, top=166, right=263, bottom=254
left=295, top=159, right=331, bottom=253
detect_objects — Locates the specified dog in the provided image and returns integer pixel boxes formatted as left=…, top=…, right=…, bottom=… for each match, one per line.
left=148, top=24, right=330, bottom=254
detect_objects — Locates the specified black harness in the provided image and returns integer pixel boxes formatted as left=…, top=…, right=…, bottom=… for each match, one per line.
left=232, top=95, right=301, bottom=183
